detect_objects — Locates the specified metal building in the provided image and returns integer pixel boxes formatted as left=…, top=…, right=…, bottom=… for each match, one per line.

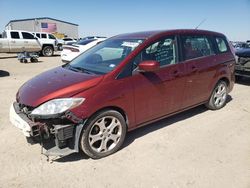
left=5, top=17, right=78, bottom=38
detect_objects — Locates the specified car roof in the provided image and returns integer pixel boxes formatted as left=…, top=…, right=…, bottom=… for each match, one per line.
left=111, top=29, right=226, bottom=40
left=5, top=30, right=34, bottom=33
left=33, top=32, right=51, bottom=34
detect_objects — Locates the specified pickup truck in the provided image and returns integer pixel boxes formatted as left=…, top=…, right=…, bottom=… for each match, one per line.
left=32, top=32, right=58, bottom=56
left=0, top=30, right=42, bottom=53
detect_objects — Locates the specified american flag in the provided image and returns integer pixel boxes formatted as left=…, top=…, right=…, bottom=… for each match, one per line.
left=41, top=23, right=57, bottom=32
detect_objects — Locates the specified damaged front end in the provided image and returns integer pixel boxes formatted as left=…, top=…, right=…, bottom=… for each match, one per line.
left=10, top=101, right=86, bottom=157
left=235, top=56, right=250, bottom=77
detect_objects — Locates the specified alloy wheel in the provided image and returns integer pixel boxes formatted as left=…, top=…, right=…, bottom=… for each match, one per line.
left=88, top=116, right=122, bottom=153
left=213, top=83, right=227, bottom=108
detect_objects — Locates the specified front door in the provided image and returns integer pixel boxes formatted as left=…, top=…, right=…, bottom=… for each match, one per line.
left=130, top=36, right=186, bottom=125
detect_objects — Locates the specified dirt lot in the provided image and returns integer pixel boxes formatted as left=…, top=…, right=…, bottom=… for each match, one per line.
left=0, top=53, right=249, bottom=188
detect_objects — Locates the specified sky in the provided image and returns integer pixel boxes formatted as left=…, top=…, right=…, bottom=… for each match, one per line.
left=0, top=0, right=250, bottom=41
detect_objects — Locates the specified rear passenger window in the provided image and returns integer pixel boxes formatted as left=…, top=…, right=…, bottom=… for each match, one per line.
left=215, top=37, right=228, bottom=53
left=133, top=36, right=177, bottom=68
left=10, top=32, right=20, bottom=39
left=182, top=35, right=214, bottom=60
left=41, top=34, right=47, bottom=38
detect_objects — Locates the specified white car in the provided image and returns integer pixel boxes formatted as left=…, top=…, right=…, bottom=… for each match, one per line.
left=61, top=38, right=106, bottom=62
left=62, top=37, right=77, bottom=45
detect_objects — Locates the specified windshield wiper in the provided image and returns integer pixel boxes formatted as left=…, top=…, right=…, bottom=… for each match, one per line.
left=68, top=65, right=95, bottom=75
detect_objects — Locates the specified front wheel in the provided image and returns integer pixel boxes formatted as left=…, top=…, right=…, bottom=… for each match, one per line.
left=80, top=110, right=127, bottom=159
left=205, top=80, right=228, bottom=110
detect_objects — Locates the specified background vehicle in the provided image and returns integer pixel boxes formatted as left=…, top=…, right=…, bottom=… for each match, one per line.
left=32, top=32, right=58, bottom=56
left=62, top=37, right=77, bottom=45
left=10, top=29, right=235, bottom=159
left=56, top=38, right=64, bottom=51
left=0, top=30, right=41, bottom=53
left=235, top=43, right=250, bottom=78
left=80, top=36, right=107, bottom=41
left=61, top=37, right=106, bottom=62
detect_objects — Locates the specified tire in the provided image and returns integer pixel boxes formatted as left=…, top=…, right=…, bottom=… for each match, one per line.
left=42, top=46, right=54, bottom=57
left=30, top=57, right=36, bottom=63
left=80, top=110, right=127, bottom=159
left=57, top=44, right=62, bottom=51
left=205, top=80, right=228, bottom=110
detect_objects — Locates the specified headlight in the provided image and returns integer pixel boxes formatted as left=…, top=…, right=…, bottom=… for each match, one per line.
left=31, top=98, right=85, bottom=116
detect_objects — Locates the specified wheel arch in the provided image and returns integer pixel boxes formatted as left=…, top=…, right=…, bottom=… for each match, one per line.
left=207, top=75, right=230, bottom=102
left=89, top=106, right=129, bottom=128
left=219, top=77, right=230, bottom=87
left=42, top=44, right=54, bottom=50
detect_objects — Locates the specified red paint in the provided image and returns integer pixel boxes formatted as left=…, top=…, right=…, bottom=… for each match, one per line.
left=16, top=29, right=235, bottom=130
left=138, top=60, right=160, bottom=72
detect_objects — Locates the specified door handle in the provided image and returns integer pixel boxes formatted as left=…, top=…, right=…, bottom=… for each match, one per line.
left=191, top=65, right=198, bottom=72
left=24, top=41, right=28, bottom=43
left=11, top=41, right=16, bottom=43
left=172, top=70, right=181, bottom=77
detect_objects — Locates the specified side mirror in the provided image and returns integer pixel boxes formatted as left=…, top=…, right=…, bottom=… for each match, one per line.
left=138, top=60, right=160, bottom=72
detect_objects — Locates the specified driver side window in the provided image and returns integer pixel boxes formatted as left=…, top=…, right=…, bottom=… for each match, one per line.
left=133, top=36, right=177, bottom=70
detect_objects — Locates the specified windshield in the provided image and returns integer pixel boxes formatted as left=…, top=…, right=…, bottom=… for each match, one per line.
left=49, top=34, right=56, bottom=39
left=66, top=38, right=144, bottom=74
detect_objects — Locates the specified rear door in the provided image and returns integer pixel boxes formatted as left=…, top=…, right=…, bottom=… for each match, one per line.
left=9, top=31, right=23, bottom=52
left=180, top=34, right=217, bottom=108
left=130, top=35, right=186, bottom=125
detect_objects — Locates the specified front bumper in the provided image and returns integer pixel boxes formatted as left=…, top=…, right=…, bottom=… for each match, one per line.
left=9, top=102, right=86, bottom=157
left=9, top=102, right=40, bottom=137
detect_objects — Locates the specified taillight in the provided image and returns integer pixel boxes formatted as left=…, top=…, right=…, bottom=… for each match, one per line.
left=63, top=47, right=79, bottom=52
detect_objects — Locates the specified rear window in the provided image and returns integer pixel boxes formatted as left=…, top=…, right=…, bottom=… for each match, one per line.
left=63, top=38, right=72, bottom=41
left=77, top=39, right=96, bottom=45
left=41, top=34, right=47, bottom=39
left=10, top=32, right=20, bottom=39
left=215, top=37, right=228, bottom=53
left=22, top=32, right=35, bottom=39
left=182, top=35, right=214, bottom=60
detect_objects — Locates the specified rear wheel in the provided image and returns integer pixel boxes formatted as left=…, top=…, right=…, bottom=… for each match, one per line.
left=205, top=80, right=228, bottom=110
left=42, top=46, right=54, bottom=57
left=80, top=110, right=127, bottom=159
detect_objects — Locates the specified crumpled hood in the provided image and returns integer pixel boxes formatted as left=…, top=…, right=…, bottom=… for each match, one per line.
left=17, top=66, right=103, bottom=107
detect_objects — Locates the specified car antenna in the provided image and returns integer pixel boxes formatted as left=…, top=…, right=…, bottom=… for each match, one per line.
left=195, top=19, right=207, bottom=29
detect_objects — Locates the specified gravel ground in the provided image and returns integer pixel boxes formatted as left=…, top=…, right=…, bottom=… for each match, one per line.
left=0, top=53, right=250, bottom=188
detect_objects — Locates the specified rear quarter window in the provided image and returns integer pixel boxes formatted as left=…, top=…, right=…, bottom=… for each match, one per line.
left=215, top=37, right=229, bottom=53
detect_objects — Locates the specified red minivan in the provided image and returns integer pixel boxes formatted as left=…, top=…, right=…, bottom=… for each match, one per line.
left=10, top=29, right=235, bottom=159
